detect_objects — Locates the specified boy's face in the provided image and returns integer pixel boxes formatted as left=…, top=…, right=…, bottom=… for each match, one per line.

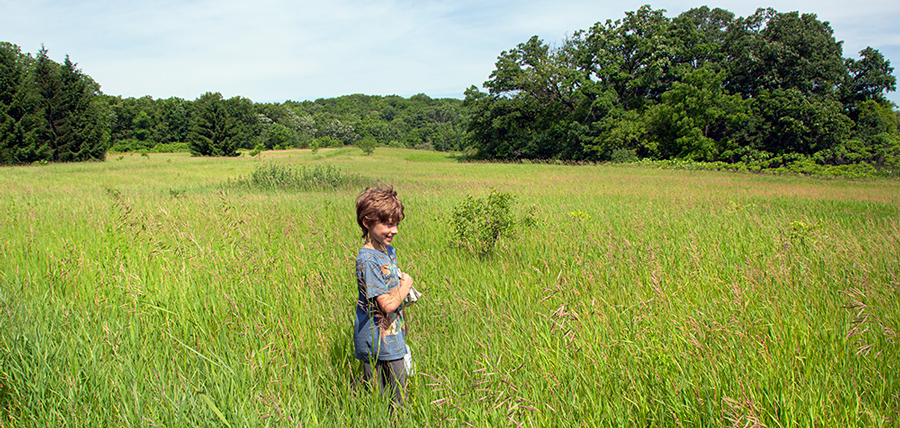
left=366, top=219, right=399, bottom=250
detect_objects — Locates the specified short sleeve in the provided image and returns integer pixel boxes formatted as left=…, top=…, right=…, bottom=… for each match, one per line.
left=358, top=252, right=399, bottom=300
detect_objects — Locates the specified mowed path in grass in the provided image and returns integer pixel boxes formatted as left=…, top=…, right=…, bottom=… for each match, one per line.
left=1, top=148, right=898, bottom=427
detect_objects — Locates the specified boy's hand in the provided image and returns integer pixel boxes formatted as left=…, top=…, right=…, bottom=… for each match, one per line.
left=399, top=272, right=414, bottom=288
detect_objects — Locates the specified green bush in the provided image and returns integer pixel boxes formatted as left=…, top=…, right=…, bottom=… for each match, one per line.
left=356, top=137, right=377, bottom=155
left=610, top=148, right=638, bottom=163
left=249, top=143, right=265, bottom=158
left=633, top=157, right=896, bottom=179
left=108, top=140, right=189, bottom=153
left=109, top=138, right=154, bottom=153
left=450, top=190, right=533, bottom=257
left=151, top=142, right=189, bottom=153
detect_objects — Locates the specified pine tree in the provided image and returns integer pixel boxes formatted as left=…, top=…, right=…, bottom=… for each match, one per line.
left=0, top=42, right=22, bottom=164
left=189, top=92, right=254, bottom=156
left=0, top=44, right=51, bottom=164
left=1, top=46, right=108, bottom=164
left=52, top=56, right=109, bottom=161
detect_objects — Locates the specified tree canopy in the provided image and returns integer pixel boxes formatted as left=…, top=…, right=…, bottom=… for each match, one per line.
left=1, top=44, right=109, bottom=164
left=103, top=93, right=469, bottom=155
left=464, top=6, right=899, bottom=170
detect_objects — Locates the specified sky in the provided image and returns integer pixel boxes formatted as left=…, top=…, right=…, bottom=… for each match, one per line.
left=2, top=0, right=899, bottom=105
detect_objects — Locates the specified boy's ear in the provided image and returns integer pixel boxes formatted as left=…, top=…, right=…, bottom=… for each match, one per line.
left=361, top=218, right=371, bottom=229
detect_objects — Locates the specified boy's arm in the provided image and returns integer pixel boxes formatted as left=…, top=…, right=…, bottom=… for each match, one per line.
left=376, top=273, right=413, bottom=314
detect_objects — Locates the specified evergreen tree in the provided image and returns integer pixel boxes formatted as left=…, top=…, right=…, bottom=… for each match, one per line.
left=0, top=42, right=23, bottom=164
left=50, top=56, right=109, bottom=161
left=188, top=92, right=253, bottom=156
left=1, top=46, right=108, bottom=164
left=0, top=46, right=51, bottom=164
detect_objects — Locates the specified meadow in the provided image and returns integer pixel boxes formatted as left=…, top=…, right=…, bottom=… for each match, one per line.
left=0, top=148, right=898, bottom=427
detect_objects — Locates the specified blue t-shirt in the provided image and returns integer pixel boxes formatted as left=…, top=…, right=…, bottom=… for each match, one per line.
left=353, top=246, right=407, bottom=361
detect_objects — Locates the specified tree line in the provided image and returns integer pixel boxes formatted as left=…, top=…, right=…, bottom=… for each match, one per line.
left=2, top=6, right=899, bottom=171
left=464, top=6, right=899, bottom=170
left=105, top=92, right=468, bottom=157
left=1, top=42, right=468, bottom=163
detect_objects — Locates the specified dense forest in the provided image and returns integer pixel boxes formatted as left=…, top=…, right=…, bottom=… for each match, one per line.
left=104, top=92, right=466, bottom=156
left=466, top=6, right=899, bottom=170
left=0, top=44, right=109, bottom=164
left=2, top=6, right=899, bottom=172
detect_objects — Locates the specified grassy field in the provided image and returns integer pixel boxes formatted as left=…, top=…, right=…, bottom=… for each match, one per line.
left=0, top=148, right=898, bottom=427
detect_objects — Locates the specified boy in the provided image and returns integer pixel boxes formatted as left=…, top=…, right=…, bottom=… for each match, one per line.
left=353, top=186, right=414, bottom=409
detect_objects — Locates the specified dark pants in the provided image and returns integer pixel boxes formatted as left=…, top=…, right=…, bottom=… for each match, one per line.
left=361, top=358, right=407, bottom=409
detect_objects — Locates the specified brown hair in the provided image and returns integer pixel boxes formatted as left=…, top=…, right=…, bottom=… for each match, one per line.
left=356, top=186, right=405, bottom=240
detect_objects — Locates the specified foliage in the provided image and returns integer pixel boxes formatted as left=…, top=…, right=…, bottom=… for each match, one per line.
left=109, top=138, right=154, bottom=153
left=232, top=162, right=367, bottom=191
left=723, top=9, right=847, bottom=97
left=464, top=5, right=899, bottom=173
left=265, top=123, right=294, bottom=150
left=110, top=140, right=188, bottom=154
left=844, top=47, right=897, bottom=107
left=5, top=8, right=899, bottom=173
left=356, top=136, right=377, bottom=155
left=188, top=92, right=256, bottom=157
left=150, top=142, right=189, bottom=153
left=634, top=156, right=896, bottom=178
left=643, top=65, right=749, bottom=160
left=101, top=93, right=468, bottom=160
left=0, top=43, right=109, bottom=165
left=449, top=190, right=533, bottom=257
left=248, top=143, right=264, bottom=158
left=323, top=119, right=358, bottom=145
left=744, top=88, right=851, bottom=156
left=610, top=148, right=638, bottom=163
left=414, top=142, right=434, bottom=151
left=310, top=136, right=340, bottom=152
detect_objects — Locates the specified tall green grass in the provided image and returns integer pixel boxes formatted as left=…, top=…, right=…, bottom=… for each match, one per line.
left=230, top=162, right=369, bottom=191
left=0, top=148, right=898, bottom=426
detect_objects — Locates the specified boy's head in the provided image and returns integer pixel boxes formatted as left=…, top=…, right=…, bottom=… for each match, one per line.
left=356, top=186, right=405, bottom=240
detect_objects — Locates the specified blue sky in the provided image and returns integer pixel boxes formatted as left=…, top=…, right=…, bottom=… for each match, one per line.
left=2, top=0, right=899, bottom=105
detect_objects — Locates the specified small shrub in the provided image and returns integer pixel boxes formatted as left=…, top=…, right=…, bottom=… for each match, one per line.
left=151, top=142, right=190, bottom=153
left=610, top=148, right=638, bottom=163
left=249, top=143, right=264, bottom=158
left=312, top=136, right=341, bottom=149
left=356, top=137, right=377, bottom=155
left=450, top=190, right=533, bottom=257
left=109, top=138, right=154, bottom=153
